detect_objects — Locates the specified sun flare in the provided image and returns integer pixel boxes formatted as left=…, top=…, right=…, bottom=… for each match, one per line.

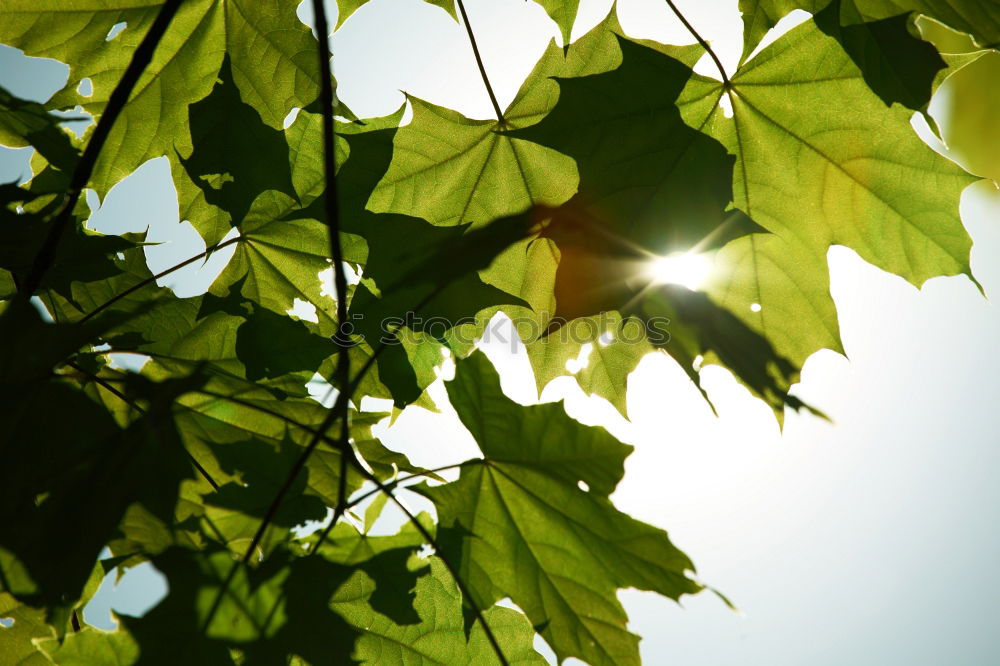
left=647, top=251, right=713, bottom=290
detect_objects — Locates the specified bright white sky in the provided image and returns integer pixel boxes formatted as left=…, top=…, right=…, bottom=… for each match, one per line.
left=2, top=1, right=999, bottom=663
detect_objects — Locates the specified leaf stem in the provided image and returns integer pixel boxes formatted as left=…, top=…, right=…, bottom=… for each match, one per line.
left=661, top=0, right=732, bottom=88
left=18, top=0, right=185, bottom=299
left=457, top=0, right=505, bottom=123
left=80, top=234, right=242, bottom=324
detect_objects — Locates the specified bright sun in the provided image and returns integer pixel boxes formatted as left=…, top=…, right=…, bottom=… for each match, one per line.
left=647, top=251, right=713, bottom=290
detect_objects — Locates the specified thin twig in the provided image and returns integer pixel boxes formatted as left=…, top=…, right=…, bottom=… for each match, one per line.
left=80, top=234, right=242, bottom=324
left=662, top=0, right=732, bottom=88
left=457, top=0, right=505, bottom=123
left=19, top=0, right=185, bottom=299
left=309, top=0, right=354, bottom=555
left=344, top=463, right=469, bottom=512
left=309, top=462, right=471, bottom=551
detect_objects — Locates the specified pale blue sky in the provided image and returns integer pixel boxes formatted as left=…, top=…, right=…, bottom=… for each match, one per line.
left=2, top=1, right=999, bottom=664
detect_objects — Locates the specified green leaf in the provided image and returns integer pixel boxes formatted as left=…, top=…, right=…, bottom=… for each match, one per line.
left=310, top=518, right=433, bottom=626
left=670, top=15, right=976, bottom=377
left=739, top=0, right=830, bottom=63
left=0, top=0, right=325, bottom=198
left=513, top=36, right=736, bottom=263
left=335, top=0, right=458, bottom=29
left=367, top=94, right=575, bottom=228
left=534, top=0, right=582, bottom=49
left=0, top=182, right=137, bottom=306
left=312, top=117, right=536, bottom=405
left=416, top=352, right=701, bottom=666
left=702, top=232, right=844, bottom=368
left=365, top=40, right=584, bottom=228
left=334, top=0, right=370, bottom=29
left=205, top=437, right=327, bottom=529
left=345, top=211, right=530, bottom=406
left=853, top=0, right=1000, bottom=49
left=739, top=0, right=1000, bottom=68
left=0, top=592, right=55, bottom=665
left=200, top=276, right=338, bottom=382
left=814, top=0, right=946, bottom=111
left=935, top=51, right=1000, bottom=181
left=118, top=523, right=430, bottom=664
left=352, top=411, right=435, bottom=483
left=0, top=85, right=79, bottom=172
left=526, top=312, right=652, bottom=418
left=210, top=190, right=354, bottom=341
left=333, top=558, right=546, bottom=665
left=39, top=628, right=139, bottom=666
left=377, top=12, right=700, bottom=234
left=117, top=546, right=347, bottom=665
left=176, top=59, right=299, bottom=245
left=163, top=370, right=370, bottom=513
left=637, top=284, right=815, bottom=416
left=708, top=17, right=975, bottom=285
left=362, top=493, right=389, bottom=533
left=511, top=31, right=803, bottom=414
left=0, top=307, right=196, bottom=624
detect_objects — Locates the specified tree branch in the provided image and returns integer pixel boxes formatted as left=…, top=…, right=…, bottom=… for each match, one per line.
left=19, top=0, right=185, bottom=299
left=309, top=0, right=355, bottom=557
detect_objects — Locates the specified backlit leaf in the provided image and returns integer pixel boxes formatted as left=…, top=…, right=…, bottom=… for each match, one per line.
left=417, top=352, right=701, bottom=666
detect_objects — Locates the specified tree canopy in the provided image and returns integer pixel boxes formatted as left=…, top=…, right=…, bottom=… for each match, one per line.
left=0, top=0, right=995, bottom=663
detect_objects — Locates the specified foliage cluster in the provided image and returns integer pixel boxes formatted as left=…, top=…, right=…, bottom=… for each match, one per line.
left=0, top=0, right=995, bottom=663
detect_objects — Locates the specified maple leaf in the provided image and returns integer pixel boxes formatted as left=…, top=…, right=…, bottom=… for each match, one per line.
left=332, top=558, right=547, bottom=664
left=741, top=0, right=1000, bottom=61
left=0, top=0, right=336, bottom=199
left=417, top=352, right=701, bottom=666
left=675, top=14, right=977, bottom=374
left=741, top=0, right=951, bottom=111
